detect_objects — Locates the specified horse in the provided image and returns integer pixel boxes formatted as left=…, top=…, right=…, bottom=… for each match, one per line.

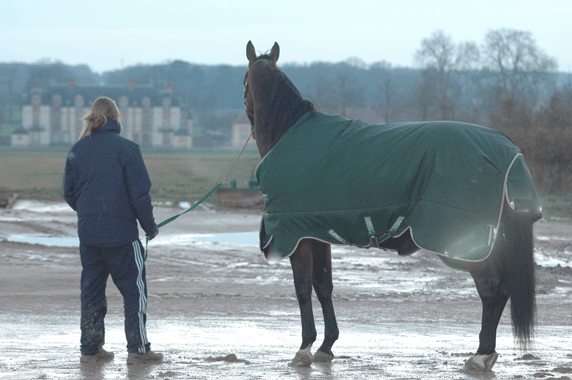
left=243, top=41, right=542, bottom=372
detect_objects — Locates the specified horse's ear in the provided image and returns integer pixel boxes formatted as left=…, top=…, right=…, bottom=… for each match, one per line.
left=246, top=41, right=257, bottom=64
left=270, top=42, right=280, bottom=63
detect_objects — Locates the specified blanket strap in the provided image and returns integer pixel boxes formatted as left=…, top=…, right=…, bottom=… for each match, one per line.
left=364, top=216, right=381, bottom=248
left=367, top=215, right=405, bottom=248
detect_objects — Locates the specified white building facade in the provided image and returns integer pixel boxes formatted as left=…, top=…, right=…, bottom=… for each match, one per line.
left=16, top=82, right=192, bottom=148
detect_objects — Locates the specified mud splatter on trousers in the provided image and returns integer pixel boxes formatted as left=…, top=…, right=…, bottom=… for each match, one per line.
left=79, top=240, right=150, bottom=355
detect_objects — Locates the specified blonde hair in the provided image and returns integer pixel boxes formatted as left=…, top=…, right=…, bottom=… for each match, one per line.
left=79, top=96, right=121, bottom=139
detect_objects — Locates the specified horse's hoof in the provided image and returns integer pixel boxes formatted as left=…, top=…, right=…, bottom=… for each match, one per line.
left=463, top=352, right=498, bottom=372
left=290, top=347, right=313, bottom=366
left=314, top=350, right=334, bottom=362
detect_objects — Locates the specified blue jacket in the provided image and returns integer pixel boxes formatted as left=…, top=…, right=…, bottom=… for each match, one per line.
left=62, top=119, right=157, bottom=247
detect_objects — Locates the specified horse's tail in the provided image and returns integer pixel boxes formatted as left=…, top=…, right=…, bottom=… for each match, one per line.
left=500, top=204, right=536, bottom=350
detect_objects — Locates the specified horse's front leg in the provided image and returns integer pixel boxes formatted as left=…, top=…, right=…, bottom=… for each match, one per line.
left=311, top=240, right=338, bottom=362
left=289, top=240, right=317, bottom=366
left=464, top=259, right=508, bottom=372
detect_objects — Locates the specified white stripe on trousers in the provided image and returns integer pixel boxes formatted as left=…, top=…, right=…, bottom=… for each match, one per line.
left=132, top=241, right=149, bottom=353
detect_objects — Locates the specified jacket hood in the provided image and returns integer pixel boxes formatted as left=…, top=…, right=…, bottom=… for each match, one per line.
left=99, top=118, right=121, bottom=134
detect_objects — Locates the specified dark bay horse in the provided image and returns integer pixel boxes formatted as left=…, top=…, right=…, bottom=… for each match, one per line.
left=244, top=41, right=541, bottom=372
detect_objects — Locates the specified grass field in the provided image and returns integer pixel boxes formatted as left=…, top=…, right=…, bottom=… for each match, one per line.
left=0, top=149, right=262, bottom=205
left=1, top=149, right=570, bottom=222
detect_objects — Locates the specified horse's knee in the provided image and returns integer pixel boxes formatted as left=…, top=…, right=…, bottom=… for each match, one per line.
left=312, top=244, right=334, bottom=301
left=313, top=281, right=333, bottom=304
left=294, top=282, right=313, bottom=304
left=290, top=242, right=314, bottom=304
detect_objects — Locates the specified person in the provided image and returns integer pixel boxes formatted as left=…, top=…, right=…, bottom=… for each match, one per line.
left=62, top=96, right=163, bottom=365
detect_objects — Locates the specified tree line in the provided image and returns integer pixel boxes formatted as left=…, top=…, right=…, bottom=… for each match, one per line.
left=0, top=28, right=570, bottom=193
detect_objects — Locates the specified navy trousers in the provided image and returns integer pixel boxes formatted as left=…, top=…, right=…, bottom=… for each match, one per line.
left=79, top=240, right=151, bottom=355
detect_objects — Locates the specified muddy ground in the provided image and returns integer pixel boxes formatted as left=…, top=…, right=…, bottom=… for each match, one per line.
left=0, top=200, right=571, bottom=379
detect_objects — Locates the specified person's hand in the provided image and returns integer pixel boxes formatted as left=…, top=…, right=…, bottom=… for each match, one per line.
left=148, top=229, right=159, bottom=241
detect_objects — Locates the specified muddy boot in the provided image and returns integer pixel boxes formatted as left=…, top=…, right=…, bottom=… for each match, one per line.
left=127, top=351, right=164, bottom=365
left=80, top=348, right=114, bottom=363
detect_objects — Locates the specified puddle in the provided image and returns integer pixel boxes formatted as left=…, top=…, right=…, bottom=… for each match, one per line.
left=4, top=232, right=261, bottom=248
left=536, top=235, right=572, bottom=242
left=535, top=248, right=572, bottom=268
left=6, top=234, right=80, bottom=247
left=12, top=200, right=75, bottom=214
left=6, top=231, right=572, bottom=270
left=3, top=200, right=572, bottom=272
left=154, top=232, right=259, bottom=246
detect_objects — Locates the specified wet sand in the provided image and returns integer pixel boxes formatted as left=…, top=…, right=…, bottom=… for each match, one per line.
left=0, top=201, right=571, bottom=379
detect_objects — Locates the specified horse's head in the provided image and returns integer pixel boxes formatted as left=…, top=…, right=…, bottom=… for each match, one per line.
left=244, top=41, right=314, bottom=157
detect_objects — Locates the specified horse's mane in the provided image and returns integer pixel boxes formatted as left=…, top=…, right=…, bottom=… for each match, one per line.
left=252, top=59, right=315, bottom=146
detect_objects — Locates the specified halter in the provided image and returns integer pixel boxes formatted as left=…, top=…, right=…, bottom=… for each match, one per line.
left=243, top=86, right=254, bottom=118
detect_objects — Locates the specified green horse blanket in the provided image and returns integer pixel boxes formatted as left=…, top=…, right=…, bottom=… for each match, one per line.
left=256, top=111, right=541, bottom=268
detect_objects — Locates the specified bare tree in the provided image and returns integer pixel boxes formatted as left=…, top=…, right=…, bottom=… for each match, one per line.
left=415, top=68, right=439, bottom=121
left=536, top=84, right=572, bottom=130
left=414, top=30, right=467, bottom=120
left=372, top=61, right=395, bottom=123
left=457, top=41, right=481, bottom=71
left=308, top=77, right=336, bottom=112
left=482, top=29, right=558, bottom=105
left=332, top=67, right=366, bottom=117
left=379, top=74, right=393, bottom=123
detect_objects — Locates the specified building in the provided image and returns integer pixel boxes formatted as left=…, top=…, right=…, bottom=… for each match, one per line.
left=10, top=125, right=29, bottom=146
left=15, top=80, right=192, bottom=148
left=172, top=119, right=193, bottom=149
left=231, top=112, right=256, bottom=149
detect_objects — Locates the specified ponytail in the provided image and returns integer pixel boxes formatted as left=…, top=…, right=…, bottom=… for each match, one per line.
left=79, top=97, right=120, bottom=140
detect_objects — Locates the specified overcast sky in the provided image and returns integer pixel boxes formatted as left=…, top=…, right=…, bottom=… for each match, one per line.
left=1, top=0, right=571, bottom=74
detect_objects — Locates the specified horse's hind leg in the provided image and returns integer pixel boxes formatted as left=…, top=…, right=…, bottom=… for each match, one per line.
left=311, top=241, right=339, bottom=362
left=289, top=240, right=317, bottom=366
left=464, top=259, right=508, bottom=372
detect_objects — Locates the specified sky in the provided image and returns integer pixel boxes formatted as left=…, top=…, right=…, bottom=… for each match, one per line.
left=1, top=0, right=571, bottom=74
